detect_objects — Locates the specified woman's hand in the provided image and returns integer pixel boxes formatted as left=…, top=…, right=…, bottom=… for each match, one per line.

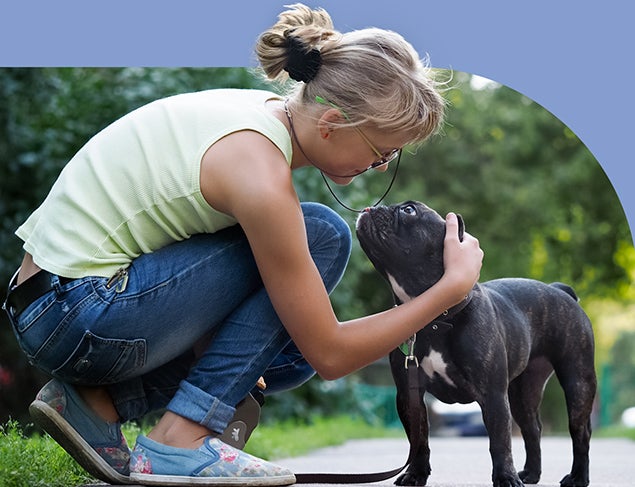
left=440, top=212, right=484, bottom=304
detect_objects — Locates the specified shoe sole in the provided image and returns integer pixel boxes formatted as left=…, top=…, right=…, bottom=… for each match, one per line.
left=29, top=399, right=132, bottom=485
left=130, top=472, right=297, bottom=486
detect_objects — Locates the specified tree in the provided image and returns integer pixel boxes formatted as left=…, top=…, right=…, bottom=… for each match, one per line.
left=1, top=68, right=632, bottom=429
left=0, top=68, right=273, bottom=424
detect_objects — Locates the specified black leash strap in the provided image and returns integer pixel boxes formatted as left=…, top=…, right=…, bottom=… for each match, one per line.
left=295, top=361, right=423, bottom=484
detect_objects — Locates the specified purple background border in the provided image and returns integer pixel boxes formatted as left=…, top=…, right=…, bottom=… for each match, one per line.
left=3, top=1, right=633, bottom=235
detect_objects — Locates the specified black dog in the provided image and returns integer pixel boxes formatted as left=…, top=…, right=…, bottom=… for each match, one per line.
left=356, top=201, right=596, bottom=487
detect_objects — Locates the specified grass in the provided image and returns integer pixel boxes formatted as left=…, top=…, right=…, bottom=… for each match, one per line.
left=593, top=424, right=635, bottom=441
left=4, top=416, right=631, bottom=487
left=0, top=420, right=93, bottom=487
left=0, top=416, right=401, bottom=487
left=244, top=416, right=402, bottom=460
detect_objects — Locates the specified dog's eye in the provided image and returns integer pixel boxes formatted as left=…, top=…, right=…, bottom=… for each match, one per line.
left=400, top=204, right=416, bottom=216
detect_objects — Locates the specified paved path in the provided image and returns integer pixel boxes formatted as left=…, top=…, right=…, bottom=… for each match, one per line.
left=84, top=436, right=635, bottom=486
left=275, top=436, right=635, bottom=487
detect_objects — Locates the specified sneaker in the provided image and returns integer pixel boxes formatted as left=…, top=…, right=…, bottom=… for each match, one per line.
left=220, top=392, right=263, bottom=450
left=129, top=435, right=296, bottom=486
left=29, top=379, right=131, bottom=484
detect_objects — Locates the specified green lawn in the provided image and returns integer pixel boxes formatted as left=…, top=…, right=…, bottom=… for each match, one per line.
left=0, top=420, right=93, bottom=487
left=3, top=417, right=633, bottom=487
left=592, top=424, right=635, bottom=441
left=0, top=417, right=401, bottom=487
left=244, top=416, right=402, bottom=460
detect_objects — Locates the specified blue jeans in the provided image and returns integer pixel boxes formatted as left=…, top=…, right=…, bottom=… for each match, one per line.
left=5, top=202, right=351, bottom=433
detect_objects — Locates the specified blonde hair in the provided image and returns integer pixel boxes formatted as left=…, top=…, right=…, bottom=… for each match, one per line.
left=255, top=3, right=446, bottom=144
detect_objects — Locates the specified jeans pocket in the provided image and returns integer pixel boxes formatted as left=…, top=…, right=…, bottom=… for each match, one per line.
left=14, top=291, right=57, bottom=333
left=52, top=330, right=147, bottom=385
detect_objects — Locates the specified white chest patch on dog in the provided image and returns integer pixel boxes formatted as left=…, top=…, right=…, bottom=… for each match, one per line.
left=422, top=349, right=456, bottom=387
left=387, top=273, right=456, bottom=387
left=387, top=273, right=413, bottom=303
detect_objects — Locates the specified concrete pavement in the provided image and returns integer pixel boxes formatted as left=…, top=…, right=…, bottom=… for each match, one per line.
left=276, top=436, right=635, bottom=487
left=82, top=436, right=635, bottom=486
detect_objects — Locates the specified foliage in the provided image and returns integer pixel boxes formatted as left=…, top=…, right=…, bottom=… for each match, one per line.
left=334, top=72, right=632, bottom=323
left=244, top=415, right=401, bottom=460
left=0, top=68, right=633, bottom=432
left=0, top=67, right=272, bottom=280
left=0, top=67, right=275, bottom=425
left=262, top=377, right=359, bottom=424
left=601, top=331, right=635, bottom=424
left=0, top=420, right=92, bottom=487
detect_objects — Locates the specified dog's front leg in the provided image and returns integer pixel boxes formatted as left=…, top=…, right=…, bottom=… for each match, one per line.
left=394, top=387, right=431, bottom=486
left=481, top=392, right=524, bottom=487
left=390, top=351, right=431, bottom=486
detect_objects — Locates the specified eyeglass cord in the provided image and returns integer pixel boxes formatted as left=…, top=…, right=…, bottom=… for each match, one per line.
left=319, top=161, right=400, bottom=213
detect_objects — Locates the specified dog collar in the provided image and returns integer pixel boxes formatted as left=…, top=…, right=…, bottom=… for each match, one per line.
left=437, top=291, right=473, bottom=322
left=398, top=291, right=474, bottom=356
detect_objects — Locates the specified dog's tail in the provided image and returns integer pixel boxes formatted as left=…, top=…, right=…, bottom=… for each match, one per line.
left=549, top=282, right=579, bottom=302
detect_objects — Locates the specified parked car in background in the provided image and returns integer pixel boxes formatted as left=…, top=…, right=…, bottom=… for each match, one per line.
left=428, top=397, right=488, bottom=437
left=621, top=407, right=635, bottom=428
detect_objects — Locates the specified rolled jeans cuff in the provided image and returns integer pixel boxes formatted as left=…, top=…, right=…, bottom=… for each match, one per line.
left=167, top=380, right=236, bottom=433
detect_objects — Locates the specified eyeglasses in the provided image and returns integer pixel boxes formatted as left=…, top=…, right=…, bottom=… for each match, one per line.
left=315, top=96, right=401, bottom=174
left=284, top=97, right=401, bottom=213
left=355, top=130, right=401, bottom=173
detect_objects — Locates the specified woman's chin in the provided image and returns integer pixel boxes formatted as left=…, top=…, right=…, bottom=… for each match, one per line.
left=329, top=175, right=355, bottom=186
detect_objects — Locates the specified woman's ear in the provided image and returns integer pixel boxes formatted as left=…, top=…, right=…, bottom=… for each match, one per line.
left=317, top=108, right=346, bottom=139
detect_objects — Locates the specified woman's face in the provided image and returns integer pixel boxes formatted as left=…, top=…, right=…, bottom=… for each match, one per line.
left=315, top=124, right=409, bottom=185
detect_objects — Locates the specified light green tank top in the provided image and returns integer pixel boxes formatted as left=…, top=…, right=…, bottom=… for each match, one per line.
left=16, top=89, right=291, bottom=278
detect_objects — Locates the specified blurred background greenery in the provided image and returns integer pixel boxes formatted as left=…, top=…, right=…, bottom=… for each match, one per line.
left=1, top=67, right=633, bottom=435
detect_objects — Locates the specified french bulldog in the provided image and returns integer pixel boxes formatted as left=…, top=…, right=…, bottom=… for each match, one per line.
left=356, top=201, right=596, bottom=487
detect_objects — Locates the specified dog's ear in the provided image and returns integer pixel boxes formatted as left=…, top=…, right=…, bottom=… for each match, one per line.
left=457, top=214, right=465, bottom=242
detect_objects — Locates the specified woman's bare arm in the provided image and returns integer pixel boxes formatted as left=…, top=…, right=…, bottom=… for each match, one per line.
left=201, top=131, right=482, bottom=379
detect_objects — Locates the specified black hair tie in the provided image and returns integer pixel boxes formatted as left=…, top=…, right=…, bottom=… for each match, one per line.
left=284, top=35, right=322, bottom=83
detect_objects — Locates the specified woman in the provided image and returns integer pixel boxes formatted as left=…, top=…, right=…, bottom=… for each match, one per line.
left=3, top=4, right=482, bottom=486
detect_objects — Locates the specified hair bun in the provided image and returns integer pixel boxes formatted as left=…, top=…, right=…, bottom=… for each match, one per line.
left=284, top=35, right=322, bottom=83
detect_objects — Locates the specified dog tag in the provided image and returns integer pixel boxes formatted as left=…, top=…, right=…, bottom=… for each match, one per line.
left=399, top=335, right=416, bottom=356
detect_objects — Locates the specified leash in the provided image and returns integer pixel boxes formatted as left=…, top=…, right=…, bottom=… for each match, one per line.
left=295, top=355, right=424, bottom=484
left=294, top=293, right=473, bottom=483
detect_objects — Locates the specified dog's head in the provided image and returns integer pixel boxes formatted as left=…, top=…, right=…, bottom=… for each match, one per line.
left=355, top=201, right=464, bottom=303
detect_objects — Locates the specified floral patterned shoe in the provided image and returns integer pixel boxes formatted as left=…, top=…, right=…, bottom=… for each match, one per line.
left=29, top=379, right=131, bottom=484
left=130, top=435, right=296, bottom=486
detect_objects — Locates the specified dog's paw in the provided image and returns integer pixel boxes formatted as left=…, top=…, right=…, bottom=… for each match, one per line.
left=394, top=471, right=429, bottom=486
left=560, top=473, right=589, bottom=487
left=493, top=472, right=524, bottom=487
left=518, top=468, right=540, bottom=484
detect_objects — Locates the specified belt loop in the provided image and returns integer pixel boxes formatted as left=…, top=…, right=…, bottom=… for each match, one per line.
left=7, top=267, right=21, bottom=291
left=51, top=273, right=62, bottom=294
left=3, top=267, right=21, bottom=317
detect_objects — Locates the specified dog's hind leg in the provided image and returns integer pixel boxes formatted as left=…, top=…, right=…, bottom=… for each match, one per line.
left=508, top=357, right=555, bottom=484
left=554, top=357, right=596, bottom=487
